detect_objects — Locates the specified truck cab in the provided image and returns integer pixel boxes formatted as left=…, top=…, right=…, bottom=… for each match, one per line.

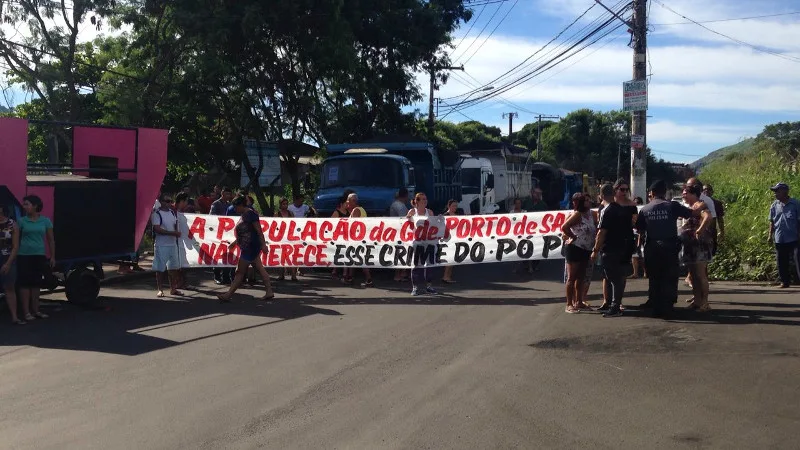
left=313, top=141, right=461, bottom=217
left=459, top=156, right=498, bottom=215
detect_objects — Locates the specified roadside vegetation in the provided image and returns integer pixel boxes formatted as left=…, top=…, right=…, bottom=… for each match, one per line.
left=702, top=122, right=800, bottom=281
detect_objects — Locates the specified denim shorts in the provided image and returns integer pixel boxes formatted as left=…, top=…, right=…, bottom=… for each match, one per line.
left=153, top=245, right=180, bottom=272
left=0, top=255, right=16, bottom=288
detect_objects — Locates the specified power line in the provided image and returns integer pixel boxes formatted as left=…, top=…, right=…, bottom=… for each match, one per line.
left=462, top=0, right=520, bottom=65
left=445, top=8, right=627, bottom=115
left=459, top=0, right=630, bottom=101
left=651, top=0, right=800, bottom=63
left=450, top=3, right=488, bottom=56
left=451, top=2, right=505, bottom=63
left=461, top=1, right=599, bottom=98
left=651, top=10, right=800, bottom=26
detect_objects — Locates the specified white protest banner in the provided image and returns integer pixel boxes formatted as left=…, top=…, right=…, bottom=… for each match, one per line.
left=179, top=211, right=569, bottom=268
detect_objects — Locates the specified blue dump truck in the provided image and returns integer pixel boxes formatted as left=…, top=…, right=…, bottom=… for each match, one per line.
left=530, top=162, right=585, bottom=210
left=313, top=140, right=462, bottom=217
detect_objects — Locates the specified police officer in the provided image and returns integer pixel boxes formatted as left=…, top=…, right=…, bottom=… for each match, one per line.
left=635, top=180, right=694, bottom=318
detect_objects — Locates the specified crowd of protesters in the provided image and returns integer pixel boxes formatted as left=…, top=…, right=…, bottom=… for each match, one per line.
left=6, top=174, right=798, bottom=323
left=559, top=176, right=731, bottom=318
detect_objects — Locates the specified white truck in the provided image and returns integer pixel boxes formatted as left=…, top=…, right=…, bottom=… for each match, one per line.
left=458, top=142, right=533, bottom=215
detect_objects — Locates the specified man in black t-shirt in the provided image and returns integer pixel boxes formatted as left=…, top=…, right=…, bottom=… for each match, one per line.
left=592, top=179, right=636, bottom=317
left=636, top=180, right=694, bottom=318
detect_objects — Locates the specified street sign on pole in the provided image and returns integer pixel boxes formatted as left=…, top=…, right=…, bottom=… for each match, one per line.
left=623, top=80, right=648, bottom=112
left=631, top=134, right=645, bottom=149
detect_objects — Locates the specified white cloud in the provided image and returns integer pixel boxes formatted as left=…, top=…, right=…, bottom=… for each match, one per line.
left=648, top=120, right=757, bottom=143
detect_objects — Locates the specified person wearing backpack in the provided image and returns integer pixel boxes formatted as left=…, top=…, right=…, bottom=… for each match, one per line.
left=152, top=193, right=183, bottom=298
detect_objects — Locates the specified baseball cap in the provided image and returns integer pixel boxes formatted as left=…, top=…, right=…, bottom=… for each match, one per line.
left=770, top=182, right=790, bottom=191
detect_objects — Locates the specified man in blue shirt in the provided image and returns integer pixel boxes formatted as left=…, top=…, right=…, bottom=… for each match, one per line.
left=768, top=182, right=800, bottom=288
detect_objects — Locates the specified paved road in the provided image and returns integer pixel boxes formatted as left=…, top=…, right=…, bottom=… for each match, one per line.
left=1, top=261, right=799, bottom=449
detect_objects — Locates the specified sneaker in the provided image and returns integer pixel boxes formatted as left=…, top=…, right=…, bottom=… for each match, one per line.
left=603, top=308, right=623, bottom=318
left=411, top=287, right=421, bottom=296
left=425, top=286, right=438, bottom=294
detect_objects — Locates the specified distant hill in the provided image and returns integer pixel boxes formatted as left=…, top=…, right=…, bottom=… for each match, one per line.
left=0, top=105, right=9, bottom=113
left=691, top=138, right=755, bottom=170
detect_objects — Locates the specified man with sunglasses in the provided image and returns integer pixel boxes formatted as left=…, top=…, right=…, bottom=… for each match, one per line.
left=152, top=193, right=182, bottom=298
left=591, top=179, right=638, bottom=317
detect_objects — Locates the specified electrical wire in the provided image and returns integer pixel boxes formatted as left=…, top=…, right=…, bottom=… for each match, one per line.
left=651, top=0, right=800, bottom=63
left=461, top=0, right=520, bottom=65
left=451, top=2, right=505, bottom=63
left=457, top=1, right=598, bottom=99
left=442, top=5, right=628, bottom=116
left=651, top=10, right=800, bottom=26
left=450, top=2, right=488, bottom=56
left=444, top=0, right=631, bottom=104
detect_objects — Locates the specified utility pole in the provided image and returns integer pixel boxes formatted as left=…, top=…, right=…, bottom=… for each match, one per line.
left=616, top=142, right=623, bottom=180
left=428, top=64, right=464, bottom=130
left=535, top=114, right=560, bottom=159
left=502, top=112, right=518, bottom=139
left=630, top=0, right=648, bottom=200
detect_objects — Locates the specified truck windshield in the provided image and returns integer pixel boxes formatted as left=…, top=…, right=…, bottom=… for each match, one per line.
left=321, top=157, right=402, bottom=189
left=462, top=168, right=481, bottom=194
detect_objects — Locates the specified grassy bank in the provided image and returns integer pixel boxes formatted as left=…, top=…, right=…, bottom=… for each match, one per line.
left=702, top=149, right=799, bottom=281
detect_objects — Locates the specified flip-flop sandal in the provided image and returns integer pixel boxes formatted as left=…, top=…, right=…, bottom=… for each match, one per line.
left=12, top=319, right=26, bottom=325
left=565, top=307, right=580, bottom=314
left=441, top=279, right=455, bottom=284
left=34, top=312, right=49, bottom=319
left=156, top=291, right=165, bottom=298
left=260, top=293, right=275, bottom=301
left=216, top=294, right=232, bottom=303
left=170, top=290, right=184, bottom=296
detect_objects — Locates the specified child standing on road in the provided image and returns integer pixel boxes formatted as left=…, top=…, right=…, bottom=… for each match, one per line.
left=406, top=193, right=439, bottom=296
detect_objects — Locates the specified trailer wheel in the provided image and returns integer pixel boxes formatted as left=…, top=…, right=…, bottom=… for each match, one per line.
left=65, top=269, right=101, bottom=307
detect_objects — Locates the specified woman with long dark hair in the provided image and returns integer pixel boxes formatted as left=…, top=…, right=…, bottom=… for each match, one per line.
left=561, top=193, right=596, bottom=313
left=680, top=186, right=713, bottom=312
left=17, top=195, right=55, bottom=321
left=406, top=192, right=438, bottom=296
left=217, top=196, right=274, bottom=302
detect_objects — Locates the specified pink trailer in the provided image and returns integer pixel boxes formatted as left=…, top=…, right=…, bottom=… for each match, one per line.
left=0, top=118, right=168, bottom=306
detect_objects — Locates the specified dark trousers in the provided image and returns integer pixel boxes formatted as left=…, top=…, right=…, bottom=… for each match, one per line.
left=601, top=252, right=627, bottom=310
left=775, top=242, right=800, bottom=286
left=644, top=240, right=680, bottom=314
left=214, top=267, right=234, bottom=282
left=411, top=267, right=429, bottom=289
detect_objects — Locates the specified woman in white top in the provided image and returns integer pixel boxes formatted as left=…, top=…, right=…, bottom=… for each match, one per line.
left=561, top=193, right=596, bottom=313
left=406, top=192, right=438, bottom=296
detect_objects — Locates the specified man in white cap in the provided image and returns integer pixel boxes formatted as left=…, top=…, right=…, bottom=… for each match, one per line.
left=768, top=182, right=800, bottom=288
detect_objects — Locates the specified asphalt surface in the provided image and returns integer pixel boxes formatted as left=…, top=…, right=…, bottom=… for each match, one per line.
left=1, top=261, right=799, bottom=449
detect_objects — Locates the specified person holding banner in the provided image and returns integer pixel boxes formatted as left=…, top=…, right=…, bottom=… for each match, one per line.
left=562, top=193, right=596, bottom=313
left=276, top=198, right=299, bottom=282
left=406, top=193, right=438, bottom=296
left=217, top=196, right=274, bottom=302
left=344, top=193, right=373, bottom=288
left=441, top=199, right=459, bottom=284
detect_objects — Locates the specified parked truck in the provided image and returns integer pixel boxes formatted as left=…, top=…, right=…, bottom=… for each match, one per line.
left=457, top=141, right=534, bottom=214
left=313, top=140, right=463, bottom=217
left=530, top=162, right=586, bottom=210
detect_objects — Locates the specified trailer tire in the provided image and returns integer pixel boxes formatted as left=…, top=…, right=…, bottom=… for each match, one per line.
left=65, top=269, right=101, bottom=307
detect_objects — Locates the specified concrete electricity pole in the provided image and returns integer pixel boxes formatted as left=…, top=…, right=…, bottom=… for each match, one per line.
left=596, top=0, right=647, bottom=199
left=428, top=64, right=464, bottom=130
left=630, top=0, right=648, bottom=200
left=502, top=112, right=518, bottom=139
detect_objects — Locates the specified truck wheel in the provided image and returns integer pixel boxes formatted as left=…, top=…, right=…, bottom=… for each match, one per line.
left=65, top=269, right=101, bottom=307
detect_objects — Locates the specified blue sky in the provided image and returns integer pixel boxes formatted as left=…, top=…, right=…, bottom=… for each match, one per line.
left=411, top=0, right=800, bottom=163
